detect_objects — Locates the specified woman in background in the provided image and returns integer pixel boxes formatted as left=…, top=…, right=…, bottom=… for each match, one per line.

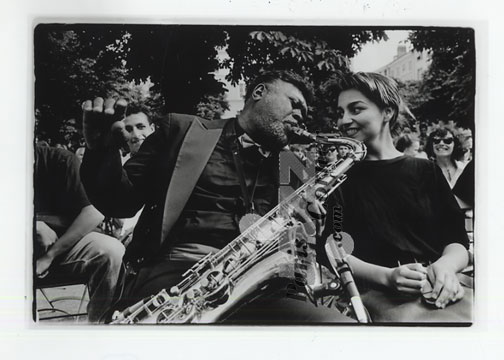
left=425, top=127, right=466, bottom=188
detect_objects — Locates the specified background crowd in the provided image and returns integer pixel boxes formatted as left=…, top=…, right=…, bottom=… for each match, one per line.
left=290, top=121, right=473, bottom=207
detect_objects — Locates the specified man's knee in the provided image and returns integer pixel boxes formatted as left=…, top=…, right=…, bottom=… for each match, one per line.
left=83, top=232, right=125, bottom=266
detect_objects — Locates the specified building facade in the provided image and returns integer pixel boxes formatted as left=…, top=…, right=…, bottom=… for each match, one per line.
left=375, top=44, right=431, bottom=82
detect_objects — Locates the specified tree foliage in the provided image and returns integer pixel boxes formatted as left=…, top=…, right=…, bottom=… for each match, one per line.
left=224, top=27, right=386, bottom=131
left=225, top=27, right=385, bottom=85
left=124, top=26, right=228, bottom=114
left=34, top=25, right=131, bottom=146
left=395, top=79, right=431, bottom=129
left=408, top=28, right=475, bottom=131
left=34, top=25, right=387, bottom=144
left=196, top=93, right=230, bottom=120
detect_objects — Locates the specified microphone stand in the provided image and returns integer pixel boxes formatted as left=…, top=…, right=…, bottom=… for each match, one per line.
left=324, top=234, right=370, bottom=323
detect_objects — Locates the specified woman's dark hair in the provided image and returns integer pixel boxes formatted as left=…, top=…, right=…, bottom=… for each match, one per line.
left=425, top=127, right=465, bottom=162
left=322, top=71, right=404, bottom=136
left=395, top=133, right=419, bottom=152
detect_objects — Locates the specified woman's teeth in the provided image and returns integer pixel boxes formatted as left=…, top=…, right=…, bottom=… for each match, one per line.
left=345, top=128, right=359, bottom=137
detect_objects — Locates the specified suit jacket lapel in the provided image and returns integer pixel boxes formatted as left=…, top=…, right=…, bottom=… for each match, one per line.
left=160, top=117, right=226, bottom=245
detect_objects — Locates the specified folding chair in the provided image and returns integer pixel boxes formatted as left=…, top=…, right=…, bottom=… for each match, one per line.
left=35, top=271, right=89, bottom=322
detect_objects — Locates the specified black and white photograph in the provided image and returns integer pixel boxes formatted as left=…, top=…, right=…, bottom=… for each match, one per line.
left=31, top=24, right=475, bottom=325
left=3, top=0, right=504, bottom=359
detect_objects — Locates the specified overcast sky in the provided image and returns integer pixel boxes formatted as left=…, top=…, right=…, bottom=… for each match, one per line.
left=350, top=30, right=411, bottom=72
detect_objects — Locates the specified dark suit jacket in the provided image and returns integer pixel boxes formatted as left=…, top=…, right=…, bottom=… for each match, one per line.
left=81, top=113, right=230, bottom=263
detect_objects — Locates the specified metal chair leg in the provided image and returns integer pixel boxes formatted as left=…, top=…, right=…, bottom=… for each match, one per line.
left=39, top=288, right=55, bottom=309
left=75, top=285, right=89, bottom=323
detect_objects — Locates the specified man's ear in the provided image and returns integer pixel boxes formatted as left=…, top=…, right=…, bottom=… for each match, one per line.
left=251, top=83, right=266, bottom=101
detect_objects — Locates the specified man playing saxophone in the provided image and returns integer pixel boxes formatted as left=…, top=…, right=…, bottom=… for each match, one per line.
left=80, top=70, right=355, bottom=323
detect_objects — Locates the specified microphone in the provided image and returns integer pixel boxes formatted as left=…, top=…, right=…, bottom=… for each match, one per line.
left=325, top=236, right=369, bottom=323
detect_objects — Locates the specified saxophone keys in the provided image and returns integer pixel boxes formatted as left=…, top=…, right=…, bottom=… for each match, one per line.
left=169, top=286, right=180, bottom=296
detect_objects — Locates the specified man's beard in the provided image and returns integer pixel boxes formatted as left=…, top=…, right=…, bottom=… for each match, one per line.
left=249, top=113, right=291, bottom=151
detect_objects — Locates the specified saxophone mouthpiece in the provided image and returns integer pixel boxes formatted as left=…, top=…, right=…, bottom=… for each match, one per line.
left=290, top=127, right=317, bottom=144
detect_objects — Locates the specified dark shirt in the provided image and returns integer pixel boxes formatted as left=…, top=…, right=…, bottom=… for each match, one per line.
left=453, top=160, right=474, bottom=208
left=326, top=156, right=469, bottom=268
left=166, top=120, right=278, bottom=251
left=34, top=145, right=90, bottom=234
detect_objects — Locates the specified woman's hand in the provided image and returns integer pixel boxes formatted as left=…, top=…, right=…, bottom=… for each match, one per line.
left=386, top=263, right=428, bottom=295
left=425, top=258, right=464, bottom=308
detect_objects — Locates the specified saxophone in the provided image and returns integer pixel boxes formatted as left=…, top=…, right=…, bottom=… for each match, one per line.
left=111, top=134, right=367, bottom=324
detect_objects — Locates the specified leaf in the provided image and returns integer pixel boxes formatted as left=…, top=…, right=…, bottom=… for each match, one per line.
left=280, top=47, right=290, bottom=55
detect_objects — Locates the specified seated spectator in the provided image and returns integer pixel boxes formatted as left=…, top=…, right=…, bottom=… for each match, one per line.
left=35, top=145, right=124, bottom=323
left=107, top=103, right=157, bottom=243
left=120, top=103, right=156, bottom=164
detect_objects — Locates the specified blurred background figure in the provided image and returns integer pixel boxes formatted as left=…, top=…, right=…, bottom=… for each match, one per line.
left=324, top=145, right=338, bottom=165
left=306, top=143, right=319, bottom=163
left=395, top=133, right=428, bottom=159
left=289, top=144, right=307, bottom=164
left=54, top=143, right=68, bottom=150
left=336, top=143, right=352, bottom=160
left=456, top=129, right=473, bottom=164
left=75, top=146, right=86, bottom=162
left=426, top=127, right=466, bottom=189
left=418, top=122, right=429, bottom=151
left=37, top=140, right=50, bottom=148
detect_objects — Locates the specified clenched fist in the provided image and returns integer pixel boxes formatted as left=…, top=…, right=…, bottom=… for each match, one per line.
left=82, top=97, right=129, bottom=150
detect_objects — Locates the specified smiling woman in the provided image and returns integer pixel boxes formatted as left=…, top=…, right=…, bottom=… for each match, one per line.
left=321, top=71, right=472, bottom=323
left=425, top=127, right=466, bottom=188
left=331, top=72, right=403, bottom=160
